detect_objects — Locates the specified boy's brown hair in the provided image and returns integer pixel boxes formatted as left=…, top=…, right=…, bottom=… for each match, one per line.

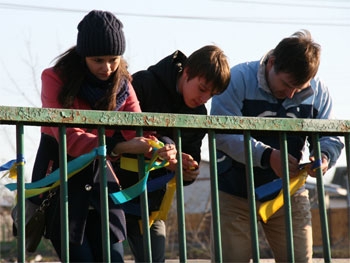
left=184, top=45, right=231, bottom=95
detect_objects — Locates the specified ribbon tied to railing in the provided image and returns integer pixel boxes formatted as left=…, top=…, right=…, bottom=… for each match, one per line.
left=2, top=139, right=176, bottom=228
left=257, top=159, right=322, bottom=223
left=0, top=156, right=25, bottom=180
left=109, top=139, right=171, bottom=205
left=4, top=146, right=105, bottom=198
left=108, top=139, right=176, bottom=231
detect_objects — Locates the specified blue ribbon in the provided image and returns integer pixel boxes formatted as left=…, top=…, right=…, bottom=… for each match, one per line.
left=5, top=146, right=105, bottom=191
left=255, top=158, right=322, bottom=201
left=0, top=159, right=17, bottom=172
left=109, top=155, right=169, bottom=205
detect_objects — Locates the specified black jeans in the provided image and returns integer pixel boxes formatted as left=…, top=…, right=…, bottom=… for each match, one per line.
left=126, top=215, right=166, bottom=263
left=51, top=209, right=124, bottom=262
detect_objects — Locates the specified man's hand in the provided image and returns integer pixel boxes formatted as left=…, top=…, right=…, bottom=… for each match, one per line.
left=306, top=154, right=329, bottom=177
left=270, top=149, right=300, bottom=178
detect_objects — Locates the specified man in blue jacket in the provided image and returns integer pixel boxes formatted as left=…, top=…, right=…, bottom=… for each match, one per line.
left=115, top=45, right=231, bottom=262
left=210, top=30, right=344, bottom=262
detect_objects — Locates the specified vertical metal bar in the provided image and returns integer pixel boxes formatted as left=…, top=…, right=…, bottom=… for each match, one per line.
left=16, top=124, right=25, bottom=262
left=344, top=134, right=350, bottom=246
left=208, top=130, right=222, bottom=263
left=345, top=134, right=350, bottom=196
left=174, top=128, right=187, bottom=263
left=279, top=132, right=294, bottom=262
left=344, top=133, right=350, bottom=193
left=312, top=133, right=331, bottom=262
left=244, top=131, right=260, bottom=262
left=98, top=126, right=111, bottom=262
left=59, top=126, right=69, bottom=262
left=137, top=127, right=152, bottom=262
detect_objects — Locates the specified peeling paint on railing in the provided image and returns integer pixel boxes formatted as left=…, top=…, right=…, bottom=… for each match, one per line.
left=0, top=106, right=349, bottom=134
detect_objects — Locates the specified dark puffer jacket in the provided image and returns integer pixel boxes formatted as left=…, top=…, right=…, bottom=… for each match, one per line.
left=116, top=50, right=207, bottom=215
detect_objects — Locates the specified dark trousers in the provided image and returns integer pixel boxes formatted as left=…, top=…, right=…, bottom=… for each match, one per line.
left=51, top=209, right=124, bottom=263
left=126, top=215, right=166, bottom=263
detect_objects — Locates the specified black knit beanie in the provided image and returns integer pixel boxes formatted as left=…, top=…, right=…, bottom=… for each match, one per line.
left=76, top=10, right=126, bottom=57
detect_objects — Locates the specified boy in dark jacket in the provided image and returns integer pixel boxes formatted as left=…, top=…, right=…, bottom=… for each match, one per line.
left=116, top=45, right=230, bottom=262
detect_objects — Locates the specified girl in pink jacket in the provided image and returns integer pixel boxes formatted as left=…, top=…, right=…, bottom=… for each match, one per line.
left=30, top=10, right=177, bottom=262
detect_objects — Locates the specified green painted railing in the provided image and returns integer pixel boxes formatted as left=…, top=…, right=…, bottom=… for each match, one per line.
left=1, top=106, right=349, bottom=263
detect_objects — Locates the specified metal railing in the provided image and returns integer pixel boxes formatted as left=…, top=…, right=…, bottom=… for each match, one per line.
left=1, top=105, right=349, bottom=263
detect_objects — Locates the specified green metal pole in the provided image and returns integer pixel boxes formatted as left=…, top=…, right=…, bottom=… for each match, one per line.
left=344, top=133, right=350, bottom=198
left=279, top=132, right=294, bottom=263
left=208, top=130, right=222, bottom=263
left=98, top=127, right=111, bottom=262
left=244, top=131, right=260, bottom=263
left=59, top=126, right=69, bottom=262
left=312, top=133, right=331, bottom=262
left=16, top=124, right=25, bottom=262
left=174, top=128, right=187, bottom=263
left=137, top=127, right=152, bottom=262
left=345, top=134, right=350, bottom=193
left=345, top=134, right=350, bottom=250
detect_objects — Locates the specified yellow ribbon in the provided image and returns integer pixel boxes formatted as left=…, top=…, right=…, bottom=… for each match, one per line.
left=258, top=169, right=308, bottom=223
left=118, top=139, right=176, bottom=232
left=23, top=163, right=91, bottom=198
left=120, top=156, right=167, bottom=173
left=138, top=176, right=177, bottom=234
left=0, top=161, right=25, bottom=180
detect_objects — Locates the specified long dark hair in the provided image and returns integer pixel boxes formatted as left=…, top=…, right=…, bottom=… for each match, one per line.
left=54, top=47, right=131, bottom=110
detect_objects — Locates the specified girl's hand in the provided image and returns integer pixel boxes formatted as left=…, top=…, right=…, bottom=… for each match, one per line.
left=111, top=137, right=153, bottom=156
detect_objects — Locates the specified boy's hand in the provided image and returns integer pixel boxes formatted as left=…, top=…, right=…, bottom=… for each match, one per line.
left=182, top=153, right=199, bottom=181
left=165, top=153, right=200, bottom=182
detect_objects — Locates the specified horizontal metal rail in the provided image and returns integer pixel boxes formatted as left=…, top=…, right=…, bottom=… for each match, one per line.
left=0, top=106, right=349, bottom=133
left=1, top=106, right=349, bottom=263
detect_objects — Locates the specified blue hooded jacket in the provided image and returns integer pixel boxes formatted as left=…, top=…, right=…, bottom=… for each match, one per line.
left=211, top=52, right=344, bottom=198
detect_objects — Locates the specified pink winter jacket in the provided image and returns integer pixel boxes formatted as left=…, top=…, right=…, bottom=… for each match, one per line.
left=40, top=67, right=140, bottom=157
